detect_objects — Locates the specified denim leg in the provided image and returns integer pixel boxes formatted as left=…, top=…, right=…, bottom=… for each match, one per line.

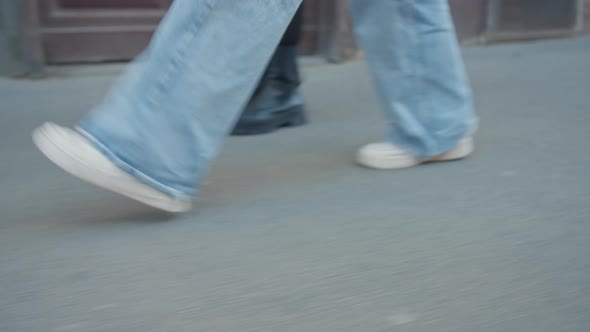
left=349, top=0, right=477, bottom=158
left=78, top=0, right=302, bottom=198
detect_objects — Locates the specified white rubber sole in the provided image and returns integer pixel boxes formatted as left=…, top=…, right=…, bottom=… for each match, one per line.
left=32, top=123, right=192, bottom=213
left=357, top=138, right=474, bottom=170
left=428, top=138, right=474, bottom=163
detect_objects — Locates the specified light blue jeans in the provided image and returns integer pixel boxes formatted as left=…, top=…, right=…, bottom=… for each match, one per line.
left=79, top=0, right=476, bottom=199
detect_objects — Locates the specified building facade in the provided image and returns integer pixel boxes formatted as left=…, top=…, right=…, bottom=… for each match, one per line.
left=0, top=0, right=585, bottom=76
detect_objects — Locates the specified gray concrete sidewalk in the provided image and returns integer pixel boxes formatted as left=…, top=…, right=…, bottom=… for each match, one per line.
left=1, top=37, right=590, bottom=331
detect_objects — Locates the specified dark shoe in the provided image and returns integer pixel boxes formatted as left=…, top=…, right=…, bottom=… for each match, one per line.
left=232, top=46, right=307, bottom=135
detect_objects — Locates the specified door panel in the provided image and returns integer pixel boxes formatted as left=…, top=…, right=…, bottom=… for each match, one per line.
left=30, top=0, right=321, bottom=64
left=36, top=0, right=171, bottom=64
left=54, top=0, right=165, bottom=9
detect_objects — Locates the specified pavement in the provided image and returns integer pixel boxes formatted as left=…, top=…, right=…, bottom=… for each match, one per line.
left=1, top=36, right=590, bottom=332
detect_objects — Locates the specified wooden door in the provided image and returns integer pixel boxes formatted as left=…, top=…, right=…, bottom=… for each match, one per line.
left=23, top=0, right=324, bottom=65
left=26, top=0, right=171, bottom=64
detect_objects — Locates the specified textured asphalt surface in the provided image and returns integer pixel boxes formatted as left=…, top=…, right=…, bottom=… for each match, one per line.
left=1, top=37, right=590, bottom=331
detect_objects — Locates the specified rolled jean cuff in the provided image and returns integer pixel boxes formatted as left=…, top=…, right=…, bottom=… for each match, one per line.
left=76, top=125, right=195, bottom=199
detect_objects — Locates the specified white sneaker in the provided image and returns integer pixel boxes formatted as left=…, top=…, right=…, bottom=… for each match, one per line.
left=32, top=123, right=192, bottom=213
left=357, top=137, right=474, bottom=170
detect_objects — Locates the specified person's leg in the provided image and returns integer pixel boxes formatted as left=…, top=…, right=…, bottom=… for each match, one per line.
left=349, top=0, right=477, bottom=168
left=33, top=0, right=302, bottom=211
left=279, top=3, right=304, bottom=47
left=232, top=4, right=306, bottom=135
